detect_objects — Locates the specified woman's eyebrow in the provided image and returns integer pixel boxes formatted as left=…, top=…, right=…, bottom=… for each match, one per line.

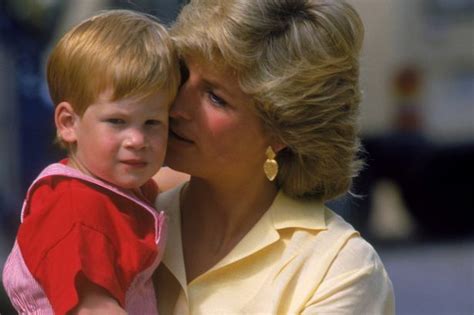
left=202, top=77, right=233, bottom=96
left=203, top=74, right=236, bottom=97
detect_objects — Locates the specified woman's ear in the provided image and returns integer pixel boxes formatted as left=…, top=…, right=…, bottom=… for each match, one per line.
left=273, top=142, right=287, bottom=154
left=55, top=102, right=78, bottom=144
left=268, top=135, right=286, bottom=154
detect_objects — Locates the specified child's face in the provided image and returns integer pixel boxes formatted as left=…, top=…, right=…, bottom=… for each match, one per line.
left=69, top=90, right=169, bottom=189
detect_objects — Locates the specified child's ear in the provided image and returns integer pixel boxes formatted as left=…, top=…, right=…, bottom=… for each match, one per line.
left=55, top=102, right=79, bottom=144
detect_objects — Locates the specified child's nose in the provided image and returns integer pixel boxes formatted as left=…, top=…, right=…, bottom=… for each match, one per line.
left=124, top=129, right=146, bottom=149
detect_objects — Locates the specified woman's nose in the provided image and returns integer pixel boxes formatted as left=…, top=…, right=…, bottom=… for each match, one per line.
left=170, top=83, right=194, bottom=120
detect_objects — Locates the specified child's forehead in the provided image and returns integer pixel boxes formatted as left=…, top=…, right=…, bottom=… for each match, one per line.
left=98, top=85, right=173, bottom=103
left=91, top=88, right=171, bottom=109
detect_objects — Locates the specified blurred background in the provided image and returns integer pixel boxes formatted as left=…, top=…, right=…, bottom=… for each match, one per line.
left=0, top=0, right=472, bottom=314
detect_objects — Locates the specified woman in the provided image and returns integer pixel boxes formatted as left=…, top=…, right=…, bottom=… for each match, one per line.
left=153, top=0, right=394, bottom=314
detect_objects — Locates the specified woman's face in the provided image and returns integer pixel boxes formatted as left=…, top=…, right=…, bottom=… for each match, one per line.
left=166, top=57, right=271, bottom=182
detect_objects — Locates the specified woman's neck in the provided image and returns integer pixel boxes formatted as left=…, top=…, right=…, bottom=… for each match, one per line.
left=183, top=176, right=277, bottom=232
left=179, top=175, right=278, bottom=282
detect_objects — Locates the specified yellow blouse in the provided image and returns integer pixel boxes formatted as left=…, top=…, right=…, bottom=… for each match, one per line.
left=154, top=185, right=395, bottom=314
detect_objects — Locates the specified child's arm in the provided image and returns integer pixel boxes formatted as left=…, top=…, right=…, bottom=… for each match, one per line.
left=69, top=275, right=127, bottom=315
left=15, top=177, right=160, bottom=313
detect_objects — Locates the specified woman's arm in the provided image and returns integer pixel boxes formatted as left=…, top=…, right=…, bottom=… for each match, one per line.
left=301, top=237, right=394, bottom=315
left=302, top=262, right=394, bottom=314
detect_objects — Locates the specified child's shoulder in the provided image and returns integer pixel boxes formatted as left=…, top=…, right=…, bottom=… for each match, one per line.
left=140, top=179, right=159, bottom=204
left=31, top=173, right=109, bottom=201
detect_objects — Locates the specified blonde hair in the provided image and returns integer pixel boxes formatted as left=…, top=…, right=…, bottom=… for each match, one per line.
left=172, top=0, right=364, bottom=201
left=47, top=9, right=180, bottom=117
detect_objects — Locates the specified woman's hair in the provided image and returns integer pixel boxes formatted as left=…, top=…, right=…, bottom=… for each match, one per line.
left=47, top=9, right=180, bottom=116
left=172, top=0, right=364, bottom=201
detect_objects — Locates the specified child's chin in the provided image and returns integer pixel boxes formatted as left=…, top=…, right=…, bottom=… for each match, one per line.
left=119, top=181, right=145, bottom=190
left=103, top=177, right=145, bottom=190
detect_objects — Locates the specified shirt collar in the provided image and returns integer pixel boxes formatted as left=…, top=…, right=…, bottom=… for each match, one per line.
left=270, top=190, right=327, bottom=231
left=158, top=184, right=188, bottom=296
left=203, top=190, right=327, bottom=278
left=160, top=186, right=327, bottom=288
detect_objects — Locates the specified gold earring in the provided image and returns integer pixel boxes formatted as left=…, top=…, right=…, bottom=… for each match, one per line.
left=263, top=146, right=278, bottom=181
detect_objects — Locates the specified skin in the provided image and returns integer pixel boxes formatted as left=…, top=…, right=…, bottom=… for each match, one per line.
left=164, top=56, right=285, bottom=282
left=153, top=166, right=190, bottom=192
left=69, top=278, right=127, bottom=315
left=55, top=89, right=169, bottom=313
left=56, top=89, right=169, bottom=191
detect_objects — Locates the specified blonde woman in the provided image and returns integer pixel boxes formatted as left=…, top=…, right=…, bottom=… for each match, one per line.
left=153, top=0, right=395, bottom=314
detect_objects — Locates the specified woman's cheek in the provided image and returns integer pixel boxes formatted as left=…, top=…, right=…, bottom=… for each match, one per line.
left=204, top=111, right=237, bottom=137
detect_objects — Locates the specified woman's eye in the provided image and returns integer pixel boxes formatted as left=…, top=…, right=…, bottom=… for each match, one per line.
left=179, top=60, right=190, bottom=87
left=207, top=91, right=227, bottom=107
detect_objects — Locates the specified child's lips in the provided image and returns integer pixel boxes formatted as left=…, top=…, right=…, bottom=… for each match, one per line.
left=121, top=159, right=147, bottom=167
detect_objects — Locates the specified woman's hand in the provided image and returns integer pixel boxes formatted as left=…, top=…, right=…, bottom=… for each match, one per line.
left=69, top=277, right=127, bottom=315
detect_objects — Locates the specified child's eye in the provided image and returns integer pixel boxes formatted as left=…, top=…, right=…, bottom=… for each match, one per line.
left=145, top=119, right=161, bottom=126
left=106, top=118, right=125, bottom=125
left=207, top=90, right=227, bottom=108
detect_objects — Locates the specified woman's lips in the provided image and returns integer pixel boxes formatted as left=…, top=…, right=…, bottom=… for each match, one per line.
left=170, top=129, right=194, bottom=143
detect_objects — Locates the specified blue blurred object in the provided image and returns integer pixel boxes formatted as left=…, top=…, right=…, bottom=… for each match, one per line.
left=0, top=0, right=64, bottom=198
left=352, top=133, right=474, bottom=239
